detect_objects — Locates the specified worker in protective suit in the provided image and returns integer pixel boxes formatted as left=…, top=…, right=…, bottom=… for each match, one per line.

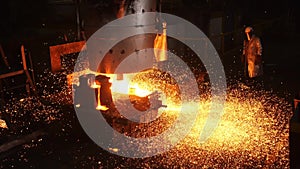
left=242, top=27, right=263, bottom=78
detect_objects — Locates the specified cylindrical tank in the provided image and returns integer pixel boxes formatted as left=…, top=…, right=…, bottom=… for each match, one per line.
left=95, top=0, right=163, bottom=74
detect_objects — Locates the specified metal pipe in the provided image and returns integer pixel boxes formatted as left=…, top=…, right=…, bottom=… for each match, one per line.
left=75, top=0, right=81, bottom=40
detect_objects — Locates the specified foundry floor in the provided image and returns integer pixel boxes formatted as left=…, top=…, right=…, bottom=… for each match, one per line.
left=1, top=4, right=300, bottom=167
left=223, top=31, right=300, bottom=169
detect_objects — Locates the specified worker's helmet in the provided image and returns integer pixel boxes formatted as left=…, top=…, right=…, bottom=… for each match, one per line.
left=245, top=27, right=253, bottom=33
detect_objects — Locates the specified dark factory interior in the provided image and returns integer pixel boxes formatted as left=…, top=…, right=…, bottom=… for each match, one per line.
left=0, top=0, right=300, bottom=168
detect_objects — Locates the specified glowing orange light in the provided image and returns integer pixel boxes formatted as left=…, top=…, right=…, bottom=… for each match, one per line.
left=92, top=83, right=108, bottom=111
left=96, top=88, right=109, bottom=111
left=0, top=119, right=8, bottom=129
left=90, top=82, right=100, bottom=89
left=105, top=73, right=153, bottom=97
left=129, top=84, right=152, bottom=97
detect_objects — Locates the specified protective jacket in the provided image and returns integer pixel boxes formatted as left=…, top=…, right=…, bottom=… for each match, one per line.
left=243, top=35, right=263, bottom=78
